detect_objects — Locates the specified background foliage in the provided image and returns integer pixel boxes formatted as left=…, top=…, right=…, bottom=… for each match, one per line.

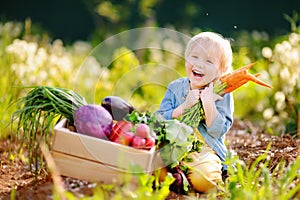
left=1, top=2, right=300, bottom=138
left=1, top=0, right=299, bottom=43
left=0, top=1, right=300, bottom=199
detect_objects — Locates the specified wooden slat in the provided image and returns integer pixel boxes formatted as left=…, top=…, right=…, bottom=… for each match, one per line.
left=52, top=151, right=140, bottom=184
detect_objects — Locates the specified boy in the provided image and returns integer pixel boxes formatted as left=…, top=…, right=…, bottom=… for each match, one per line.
left=157, top=32, right=234, bottom=192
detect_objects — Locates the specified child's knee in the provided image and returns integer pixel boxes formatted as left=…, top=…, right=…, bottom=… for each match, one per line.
left=184, top=150, right=223, bottom=193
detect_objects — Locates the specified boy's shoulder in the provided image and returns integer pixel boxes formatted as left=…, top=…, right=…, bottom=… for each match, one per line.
left=169, top=77, right=189, bottom=86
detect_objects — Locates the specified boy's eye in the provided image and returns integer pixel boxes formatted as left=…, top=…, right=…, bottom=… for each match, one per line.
left=191, top=55, right=198, bottom=59
left=206, top=60, right=213, bottom=64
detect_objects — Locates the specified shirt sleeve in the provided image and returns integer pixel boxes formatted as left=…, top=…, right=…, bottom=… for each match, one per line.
left=203, top=93, right=234, bottom=138
left=156, top=86, right=175, bottom=120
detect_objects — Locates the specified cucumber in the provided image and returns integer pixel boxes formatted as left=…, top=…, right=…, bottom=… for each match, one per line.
left=101, top=96, right=135, bottom=121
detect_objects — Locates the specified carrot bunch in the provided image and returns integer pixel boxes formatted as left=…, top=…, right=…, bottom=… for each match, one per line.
left=181, top=63, right=272, bottom=128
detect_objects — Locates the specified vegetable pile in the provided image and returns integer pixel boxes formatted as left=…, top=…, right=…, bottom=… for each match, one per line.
left=11, top=85, right=200, bottom=192
left=11, top=62, right=272, bottom=194
left=108, top=119, right=156, bottom=150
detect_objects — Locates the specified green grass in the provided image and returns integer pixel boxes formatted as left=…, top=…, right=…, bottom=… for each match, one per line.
left=44, top=151, right=300, bottom=200
left=218, top=148, right=300, bottom=200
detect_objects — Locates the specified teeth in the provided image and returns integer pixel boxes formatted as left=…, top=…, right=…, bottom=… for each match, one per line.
left=193, top=70, right=204, bottom=77
left=193, top=70, right=203, bottom=75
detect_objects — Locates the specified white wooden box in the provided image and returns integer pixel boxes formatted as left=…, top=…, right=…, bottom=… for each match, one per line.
left=51, top=119, right=156, bottom=183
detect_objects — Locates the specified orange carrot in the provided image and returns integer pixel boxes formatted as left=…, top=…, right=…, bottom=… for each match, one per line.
left=221, top=62, right=256, bottom=83
left=181, top=62, right=272, bottom=128
left=220, top=63, right=272, bottom=93
left=230, top=72, right=271, bottom=89
left=224, top=79, right=249, bottom=93
left=224, top=74, right=263, bottom=93
left=244, top=73, right=272, bottom=88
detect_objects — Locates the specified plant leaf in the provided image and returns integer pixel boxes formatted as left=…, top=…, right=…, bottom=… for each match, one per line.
left=165, top=119, right=193, bottom=145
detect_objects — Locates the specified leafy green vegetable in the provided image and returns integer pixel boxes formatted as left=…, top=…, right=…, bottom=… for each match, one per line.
left=165, top=120, right=194, bottom=146
left=157, top=119, right=196, bottom=167
left=125, top=110, right=206, bottom=193
left=126, top=110, right=201, bottom=168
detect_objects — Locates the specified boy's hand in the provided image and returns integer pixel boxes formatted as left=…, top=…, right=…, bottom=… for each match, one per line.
left=184, top=89, right=200, bottom=109
left=200, top=82, right=222, bottom=103
left=200, top=82, right=222, bottom=127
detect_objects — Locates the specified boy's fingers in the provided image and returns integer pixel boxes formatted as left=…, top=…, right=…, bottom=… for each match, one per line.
left=213, top=93, right=223, bottom=101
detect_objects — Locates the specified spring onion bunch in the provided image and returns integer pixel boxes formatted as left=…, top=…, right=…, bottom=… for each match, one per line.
left=11, top=86, right=87, bottom=172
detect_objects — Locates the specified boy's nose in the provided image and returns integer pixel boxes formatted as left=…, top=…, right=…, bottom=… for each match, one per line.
left=193, top=64, right=203, bottom=69
left=193, top=59, right=205, bottom=68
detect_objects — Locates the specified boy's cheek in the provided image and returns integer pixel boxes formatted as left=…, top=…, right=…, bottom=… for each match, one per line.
left=185, top=57, right=194, bottom=66
left=185, top=61, right=193, bottom=69
left=185, top=62, right=189, bottom=68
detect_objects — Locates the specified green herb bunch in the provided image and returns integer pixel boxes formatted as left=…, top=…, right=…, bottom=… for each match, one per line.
left=11, top=86, right=87, bottom=173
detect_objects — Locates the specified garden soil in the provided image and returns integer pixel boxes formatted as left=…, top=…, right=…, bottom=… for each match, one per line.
left=1, top=119, right=299, bottom=200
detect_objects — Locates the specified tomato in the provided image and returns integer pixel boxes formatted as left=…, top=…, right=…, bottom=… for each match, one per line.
left=135, top=123, right=151, bottom=138
left=144, top=137, right=155, bottom=149
left=132, top=136, right=146, bottom=149
left=109, top=120, right=134, bottom=142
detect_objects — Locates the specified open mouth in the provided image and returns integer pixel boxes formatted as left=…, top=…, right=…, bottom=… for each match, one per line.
left=192, top=70, right=204, bottom=78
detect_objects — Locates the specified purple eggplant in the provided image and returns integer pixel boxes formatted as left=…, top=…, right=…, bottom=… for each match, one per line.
left=101, top=96, right=135, bottom=121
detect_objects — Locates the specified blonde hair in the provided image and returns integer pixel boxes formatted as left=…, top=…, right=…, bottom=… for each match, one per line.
left=185, top=32, right=233, bottom=74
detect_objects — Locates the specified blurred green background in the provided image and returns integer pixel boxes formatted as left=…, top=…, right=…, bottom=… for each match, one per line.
left=1, top=0, right=299, bottom=42
left=1, top=0, right=300, bottom=138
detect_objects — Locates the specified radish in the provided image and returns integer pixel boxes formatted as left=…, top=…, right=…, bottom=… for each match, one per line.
left=132, top=136, right=146, bottom=149
left=144, top=137, right=155, bottom=149
left=135, top=123, right=151, bottom=138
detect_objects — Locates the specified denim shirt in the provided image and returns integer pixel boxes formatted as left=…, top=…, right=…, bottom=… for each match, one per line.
left=156, top=77, right=234, bottom=168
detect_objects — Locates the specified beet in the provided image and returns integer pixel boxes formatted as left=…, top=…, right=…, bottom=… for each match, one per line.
left=74, top=104, right=113, bottom=139
left=169, top=172, right=183, bottom=194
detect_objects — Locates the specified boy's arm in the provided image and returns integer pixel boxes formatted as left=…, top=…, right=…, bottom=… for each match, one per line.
left=156, top=86, right=176, bottom=120
left=204, top=93, right=234, bottom=138
left=200, top=82, right=223, bottom=127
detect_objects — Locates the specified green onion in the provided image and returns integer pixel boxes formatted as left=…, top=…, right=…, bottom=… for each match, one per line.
left=11, top=86, right=87, bottom=174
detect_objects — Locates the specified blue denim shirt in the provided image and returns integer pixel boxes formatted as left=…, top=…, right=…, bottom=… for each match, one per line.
left=156, top=77, right=234, bottom=168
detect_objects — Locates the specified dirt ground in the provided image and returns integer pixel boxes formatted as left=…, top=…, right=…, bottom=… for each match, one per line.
left=1, top=119, right=299, bottom=200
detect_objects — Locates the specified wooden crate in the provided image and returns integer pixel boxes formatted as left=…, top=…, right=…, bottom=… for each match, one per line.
left=51, top=119, right=156, bottom=183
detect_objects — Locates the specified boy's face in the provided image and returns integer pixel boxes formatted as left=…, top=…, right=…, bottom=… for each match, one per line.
left=185, top=44, right=221, bottom=89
